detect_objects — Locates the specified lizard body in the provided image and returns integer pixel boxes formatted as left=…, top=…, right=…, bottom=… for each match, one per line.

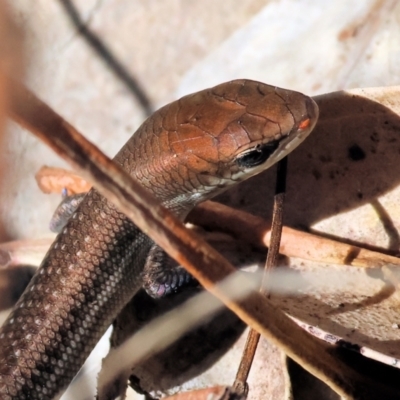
left=0, top=79, right=318, bottom=399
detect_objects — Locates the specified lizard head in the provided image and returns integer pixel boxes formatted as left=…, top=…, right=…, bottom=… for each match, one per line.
left=124, top=79, right=318, bottom=215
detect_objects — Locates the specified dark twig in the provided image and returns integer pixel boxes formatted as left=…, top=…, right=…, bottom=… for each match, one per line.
left=234, top=157, right=287, bottom=395
left=58, top=0, right=153, bottom=116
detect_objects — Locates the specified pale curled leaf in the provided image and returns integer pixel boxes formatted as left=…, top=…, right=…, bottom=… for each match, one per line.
left=215, top=85, right=400, bottom=371
left=279, top=86, right=400, bottom=360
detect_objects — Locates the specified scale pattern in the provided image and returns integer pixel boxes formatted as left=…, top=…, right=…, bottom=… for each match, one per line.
left=0, top=190, right=152, bottom=399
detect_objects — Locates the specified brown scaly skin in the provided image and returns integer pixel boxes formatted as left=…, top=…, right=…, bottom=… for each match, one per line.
left=0, top=80, right=318, bottom=399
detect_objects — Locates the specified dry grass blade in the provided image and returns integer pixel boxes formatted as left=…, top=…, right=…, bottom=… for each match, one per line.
left=7, top=81, right=400, bottom=399
left=97, top=271, right=258, bottom=398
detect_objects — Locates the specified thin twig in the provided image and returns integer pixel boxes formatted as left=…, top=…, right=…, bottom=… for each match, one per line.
left=58, top=0, right=153, bottom=116
left=188, top=201, right=400, bottom=269
left=234, top=157, right=287, bottom=394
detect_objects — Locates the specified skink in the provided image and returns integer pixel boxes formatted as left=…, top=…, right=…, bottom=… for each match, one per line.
left=0, top=79, right=318, bottom=399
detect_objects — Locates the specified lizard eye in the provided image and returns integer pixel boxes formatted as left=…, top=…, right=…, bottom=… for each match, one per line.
left=236, top=141, right=279, bottom=168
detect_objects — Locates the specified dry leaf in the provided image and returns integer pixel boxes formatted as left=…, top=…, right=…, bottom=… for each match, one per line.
left=35, top=165, right=91, bottom=194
